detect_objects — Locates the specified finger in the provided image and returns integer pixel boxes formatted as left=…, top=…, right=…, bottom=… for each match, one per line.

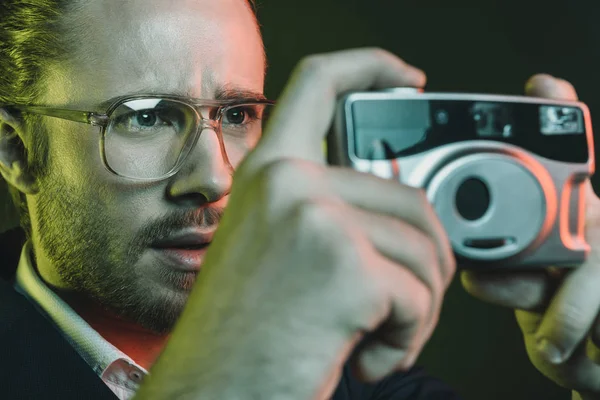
left=587, top=340, right=600, bottom=365
left=349, top=205, right=444, bottom=302
left=460, top=269, right=561, bottom=311
left=525, top=74, right=579, bottom=101
left=247, top=48, right=426, bottom=169
left=587, top=313, right=600, bottom=364
left=515, top=309, right=544, bottom=336
left=325, top=166, right=455, bottom=288
left=348, top=204, right=445, bottom=351
left=352, top=256, right=433, bottom=382
left=584, top=179, right=600, bottom=228
left=305, top=196, right=435, bottom=382
left=534, top=259, right=600, bottom=365
left=592, top=312, right=600, bottom=350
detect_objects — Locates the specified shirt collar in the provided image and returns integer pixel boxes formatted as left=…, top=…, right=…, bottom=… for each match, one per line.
left=13, top=241, right=148, bottom=378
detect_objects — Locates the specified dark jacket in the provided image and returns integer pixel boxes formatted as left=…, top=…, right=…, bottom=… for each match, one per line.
left=0, top=228, right=460, bottom=400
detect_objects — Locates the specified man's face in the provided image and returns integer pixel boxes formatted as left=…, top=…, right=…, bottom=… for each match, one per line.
left=29, top=0, right=265, bottom=334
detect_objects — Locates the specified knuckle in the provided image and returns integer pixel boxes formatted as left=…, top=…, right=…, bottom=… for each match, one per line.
left=291, top=200, right=366, bottom=277
left=404, top=187, right=456, bottom=282
left=294, top=200, right=334, bottom=229
left=414, top=286, right=433, bottom=322
left=393, top=185, right=430, bottom=221
left=414, top=232, right=438, bottom=269
left=366, top=47, right=398, bottom=62
left=403, top=186, right=430, bottom=210
left=252, top=159, right=308, bottom=214
left=439, top=249, right=457, bottom=289
left=259, top=158, right=297, bottom=183
left=445, top=254, right=457, bottom=279
left=291, top=200, right=351, bottom=247
left=415, top=189, right=432, bottom=212
left=401, top=280, right=433, bottom=326
left=408, top=230, right=444, bottom=289
left=258, top=158, right=324, bottom=190
left=256, top=159, right=301, bottom=195
left=427, top=305, right=442, bottom=331
left=296, top=54, right=330, bottom=81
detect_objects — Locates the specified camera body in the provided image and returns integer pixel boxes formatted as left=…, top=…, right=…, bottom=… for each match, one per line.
left=327, top=88, right=595, bottom=269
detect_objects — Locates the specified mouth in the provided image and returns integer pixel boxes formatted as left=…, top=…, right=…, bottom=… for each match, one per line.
left=150, top=230, right=215, bottom=272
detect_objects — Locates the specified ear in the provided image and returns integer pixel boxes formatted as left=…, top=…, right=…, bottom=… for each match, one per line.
left=0, top=108, right=39, bottom=195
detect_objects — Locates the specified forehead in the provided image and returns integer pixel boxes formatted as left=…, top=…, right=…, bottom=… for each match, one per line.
left=42, top=0, right=265, bottom=108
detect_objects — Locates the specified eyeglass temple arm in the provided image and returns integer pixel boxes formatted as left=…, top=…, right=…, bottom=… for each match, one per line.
left=8, top=105, right=110, bottom=127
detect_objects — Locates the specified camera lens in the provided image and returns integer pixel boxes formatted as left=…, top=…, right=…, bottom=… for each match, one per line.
left=455, top=177, right=491, bottom=221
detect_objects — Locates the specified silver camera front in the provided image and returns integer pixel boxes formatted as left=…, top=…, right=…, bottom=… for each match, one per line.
left=328, top=89, right=595, bottom=270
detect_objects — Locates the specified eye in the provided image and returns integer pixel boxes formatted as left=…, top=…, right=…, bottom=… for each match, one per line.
left=219, top=103, right=271, bottom=144
left=224, top=107, right=250, bottom=125
left=113, top=109, right=177, bottom=133
left=109, top=99, right=194, bottom=140
left=136, top=111, right=159, bottom=127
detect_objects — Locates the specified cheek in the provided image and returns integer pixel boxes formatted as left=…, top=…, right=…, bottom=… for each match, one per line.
left=223, top=133, right=261, bottom=167
left=44, top=122, right=157, bottom=225
left=45, top=121, right=104, bottom=183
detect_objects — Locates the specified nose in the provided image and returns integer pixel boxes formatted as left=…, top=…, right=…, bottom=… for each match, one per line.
left=166, top=127, right=233, bottom=206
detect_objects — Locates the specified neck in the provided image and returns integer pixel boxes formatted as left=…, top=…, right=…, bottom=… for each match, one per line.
left=59, top=292, right=169, bottom=371
left=29, top=243, right=169, bottom=371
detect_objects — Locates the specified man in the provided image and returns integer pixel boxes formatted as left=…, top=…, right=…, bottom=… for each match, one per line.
left=0, top=1, right=598, bottom=400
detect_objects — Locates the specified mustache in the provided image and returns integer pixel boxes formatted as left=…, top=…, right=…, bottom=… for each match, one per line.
left=132, top=207, right=225, bottom=248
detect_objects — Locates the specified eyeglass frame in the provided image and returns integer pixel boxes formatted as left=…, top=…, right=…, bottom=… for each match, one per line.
left=4, top=94, right=276, bottom=182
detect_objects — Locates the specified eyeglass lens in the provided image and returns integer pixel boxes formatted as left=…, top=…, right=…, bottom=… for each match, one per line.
left=103, top=98, right=272, bottom=179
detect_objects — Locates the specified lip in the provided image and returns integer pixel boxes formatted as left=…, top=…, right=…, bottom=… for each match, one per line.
left=151, top=230, right=215, bottom=272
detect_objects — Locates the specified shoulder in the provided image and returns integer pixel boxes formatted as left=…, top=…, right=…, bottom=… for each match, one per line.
left=0, top=239, right=115, bottom=399
left=0, top=269, right=39, bottom=335
left=0, top=227, right=25, bottom=281
left=0, top=227, right=36, bottom=332
left=0, top=275, right=67, bottom=368
left=332, top=362, right=462, bottom=400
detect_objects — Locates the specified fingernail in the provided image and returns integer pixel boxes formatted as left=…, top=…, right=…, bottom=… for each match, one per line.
left=536, top=338, right=566, bottom=364
left=525, top=74, right=555, bottom=93
left=407, top=67, right=427, bottom=86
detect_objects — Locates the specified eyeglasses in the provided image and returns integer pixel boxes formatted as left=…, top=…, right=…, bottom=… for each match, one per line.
left=7, top=94, right=276, bottom=181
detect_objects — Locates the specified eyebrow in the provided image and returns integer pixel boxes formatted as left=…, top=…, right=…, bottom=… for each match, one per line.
left=214, top=84, right=268, bottom=102
left=97, top=84, right=268, bottom=110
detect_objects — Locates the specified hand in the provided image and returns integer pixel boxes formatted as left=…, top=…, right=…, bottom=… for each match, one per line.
left=462, top=74, right=600, bottom=398
left=136, top=49, right=455, bottom=400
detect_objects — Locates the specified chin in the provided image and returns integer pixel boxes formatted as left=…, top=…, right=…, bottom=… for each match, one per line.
left=126, top=285, right=191, bottom=334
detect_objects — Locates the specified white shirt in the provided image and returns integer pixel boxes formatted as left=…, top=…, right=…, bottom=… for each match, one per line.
left=14, top=242, right=149, bottom=400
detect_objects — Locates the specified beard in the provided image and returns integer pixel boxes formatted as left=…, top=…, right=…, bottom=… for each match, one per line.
left=34, top=169, right=223, bottom=335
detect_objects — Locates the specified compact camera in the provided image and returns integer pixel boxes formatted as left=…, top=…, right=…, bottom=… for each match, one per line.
left=327, top=88, right=595, bottom=269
